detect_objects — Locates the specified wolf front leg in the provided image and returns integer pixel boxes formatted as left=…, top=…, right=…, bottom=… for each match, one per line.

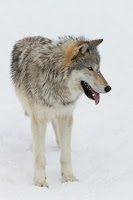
left=31, top=115, right=48, bottom=187
left=58, top=114, right=78, bottom=183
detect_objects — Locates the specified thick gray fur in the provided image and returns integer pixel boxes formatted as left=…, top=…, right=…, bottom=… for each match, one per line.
left=11, top=36, right=100, bottom=107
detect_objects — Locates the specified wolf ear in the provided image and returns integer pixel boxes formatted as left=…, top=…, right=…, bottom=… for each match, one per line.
left=89, top=39, right=103, bottom=46
left=71, top=43, right=89, bottom=59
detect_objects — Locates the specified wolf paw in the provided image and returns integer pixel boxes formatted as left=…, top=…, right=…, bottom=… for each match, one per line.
left=33, top=179, right=48, bottom=188
left=62, top=174, right=78, bottom=183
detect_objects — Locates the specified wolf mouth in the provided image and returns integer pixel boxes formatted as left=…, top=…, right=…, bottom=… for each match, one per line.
left=81, top=81, right=100, bottom=105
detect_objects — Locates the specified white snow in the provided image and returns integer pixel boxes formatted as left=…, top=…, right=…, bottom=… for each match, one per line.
left=0, top=0, right=133, bottom=199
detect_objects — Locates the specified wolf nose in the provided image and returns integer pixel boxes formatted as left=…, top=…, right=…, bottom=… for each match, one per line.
left=105, top=85, right=111, bottom=93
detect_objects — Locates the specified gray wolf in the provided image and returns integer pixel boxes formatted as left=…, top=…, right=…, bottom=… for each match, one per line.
left=11, top=36, right=111, bottom=187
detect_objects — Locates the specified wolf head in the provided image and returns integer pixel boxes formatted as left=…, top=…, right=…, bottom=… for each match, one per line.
left=61, top=37, right=111, bottom=105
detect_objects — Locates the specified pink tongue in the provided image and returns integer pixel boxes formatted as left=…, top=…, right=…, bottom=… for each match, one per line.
left=94, top=93, right=100, bottom=105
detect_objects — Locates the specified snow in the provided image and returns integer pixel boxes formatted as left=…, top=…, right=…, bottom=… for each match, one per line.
left=0, top=0, right=133, bottom=199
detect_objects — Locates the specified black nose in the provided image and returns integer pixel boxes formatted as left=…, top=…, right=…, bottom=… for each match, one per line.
left=105, top=85, right=111, bottom=93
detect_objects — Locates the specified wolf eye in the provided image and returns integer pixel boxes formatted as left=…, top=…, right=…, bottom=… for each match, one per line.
left=88, top=67, right=93, bottom=71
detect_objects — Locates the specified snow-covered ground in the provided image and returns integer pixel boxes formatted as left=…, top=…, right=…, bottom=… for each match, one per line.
left=0, top=0, right=133, bottom=199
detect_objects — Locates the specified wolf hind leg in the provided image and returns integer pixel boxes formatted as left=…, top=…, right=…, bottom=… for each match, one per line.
left=31, top=114, right=48, bottom=187
left=52, top=119, right=60, bottom=146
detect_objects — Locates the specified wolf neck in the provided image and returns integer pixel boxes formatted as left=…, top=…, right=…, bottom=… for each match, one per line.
left=40, top=80, right=81, bottom=108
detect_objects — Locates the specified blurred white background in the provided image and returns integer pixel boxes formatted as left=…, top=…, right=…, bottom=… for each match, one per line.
left=0, top=0, right=133, bottom=200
